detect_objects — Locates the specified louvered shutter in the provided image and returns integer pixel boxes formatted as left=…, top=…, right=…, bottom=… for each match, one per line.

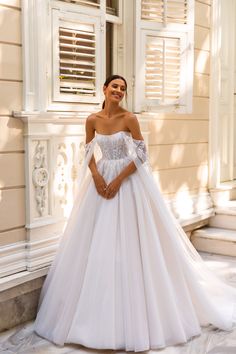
left=52, top=10, right=102, bottom=103
left=135, top=0, right=194, bottom=113
left=141, top=0, right=188, bottom=25
left=145, top=35, right=181, bottom=105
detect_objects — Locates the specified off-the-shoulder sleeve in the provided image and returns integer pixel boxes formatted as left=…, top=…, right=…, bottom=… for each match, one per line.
left=133, top=139, right=148, bottom=167
left=84, top=138, right=96, bottom=164
left=123, top=134, right=149, bottom=169
left=76, top=137, right=97, bottom=189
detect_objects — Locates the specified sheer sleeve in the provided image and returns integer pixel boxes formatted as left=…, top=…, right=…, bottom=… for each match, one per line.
left=84, top=139, right=96, bottom=164
left=132, top=138, right=148, bottom=168
left=76, top=137, right=97, bottom=190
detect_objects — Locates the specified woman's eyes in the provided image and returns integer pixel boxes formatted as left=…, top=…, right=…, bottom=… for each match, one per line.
left=112, top=84, right=126, bottom=91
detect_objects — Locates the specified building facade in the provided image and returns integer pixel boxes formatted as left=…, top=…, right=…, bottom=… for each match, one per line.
left=0, top=0, right=235, bottom=331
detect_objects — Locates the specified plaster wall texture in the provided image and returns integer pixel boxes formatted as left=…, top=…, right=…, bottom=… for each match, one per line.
left=0, top=1, right=25, bottom=248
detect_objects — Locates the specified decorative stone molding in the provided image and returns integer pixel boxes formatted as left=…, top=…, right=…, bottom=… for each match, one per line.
left=55, top=142, right=68, bottom=209
left=32, top=141, right=49, bottom=216
left=0, top=243, right=26, bottom=278
left=13, top=112, right=87, bottom=272
left=26, top=234, right=61, bottom=271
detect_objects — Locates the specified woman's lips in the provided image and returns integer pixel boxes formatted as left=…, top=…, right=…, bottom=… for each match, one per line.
left=112, top=93, right=122, bottom=99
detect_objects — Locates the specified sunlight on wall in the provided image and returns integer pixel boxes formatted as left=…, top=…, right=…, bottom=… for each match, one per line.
left=197, top=164, right=208, bottom=184
left=170, top=144, right=184, bottom=164
left=175, top=186, right=194, bottom=218
left=195, top=50, right=209, bottom=74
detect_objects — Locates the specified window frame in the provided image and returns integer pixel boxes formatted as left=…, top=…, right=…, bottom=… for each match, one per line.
left=134, top=0, right=194, bottom=114
left=51, top=8, right=102, bottom=104
left=22, top=0, right=123, bottom=113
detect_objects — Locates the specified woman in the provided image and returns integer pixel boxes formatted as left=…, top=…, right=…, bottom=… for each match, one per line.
left=34, top=75, right=236, bottom=352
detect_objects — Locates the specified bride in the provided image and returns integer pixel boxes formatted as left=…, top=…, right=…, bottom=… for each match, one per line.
left=34, top=74, right=236, bottom=352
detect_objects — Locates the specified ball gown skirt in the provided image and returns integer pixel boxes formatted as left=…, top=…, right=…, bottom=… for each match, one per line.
left=34, top=131, right=236, bottom=352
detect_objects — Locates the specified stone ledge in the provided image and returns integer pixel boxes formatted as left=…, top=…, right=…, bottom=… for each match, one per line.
left=191, top=227, right=236, bottom=257
left=0, top=274, right=47, bottom=332
left=181, top=208, right=214, bottom=232
left=0, top=267, right=48, bottom=292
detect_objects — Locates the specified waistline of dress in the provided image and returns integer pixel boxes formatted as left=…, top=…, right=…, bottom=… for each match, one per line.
left=98, top=156, right=132, bottom=162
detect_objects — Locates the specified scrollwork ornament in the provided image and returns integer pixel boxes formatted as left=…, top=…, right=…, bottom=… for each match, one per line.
left=35, top=186, right=46, bottom=216
left=34, top=142, right=46, bottom=168
left=32, top=168, right=49, bottom=187
left=32, top=141, right=49, bottom=216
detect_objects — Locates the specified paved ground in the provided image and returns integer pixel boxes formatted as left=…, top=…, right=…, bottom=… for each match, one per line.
left=1, top=253, right=236, bottom=354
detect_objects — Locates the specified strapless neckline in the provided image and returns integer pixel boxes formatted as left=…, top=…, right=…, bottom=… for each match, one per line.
left=96, top=131, right=130, bottom=137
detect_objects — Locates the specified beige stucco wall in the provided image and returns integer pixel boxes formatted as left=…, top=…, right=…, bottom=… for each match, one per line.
left=148, top=0, right=211, bottom=201
left=0, top=0, right=25, bottom=247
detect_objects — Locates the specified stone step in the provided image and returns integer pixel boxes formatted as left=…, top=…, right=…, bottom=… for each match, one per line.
left=191, top=227, right=236, bottom=257
left=210, top=183, right=236, bottom=205
left=209, top=206, right=236, bottom=230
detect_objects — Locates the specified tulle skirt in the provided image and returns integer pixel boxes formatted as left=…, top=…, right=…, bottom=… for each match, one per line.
left=34, top=155, right=236, bottom=352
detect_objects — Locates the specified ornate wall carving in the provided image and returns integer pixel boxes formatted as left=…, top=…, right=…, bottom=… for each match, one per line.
left=32, top=141, right=49, bottom=217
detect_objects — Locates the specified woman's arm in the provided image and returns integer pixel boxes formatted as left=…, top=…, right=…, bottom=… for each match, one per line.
left=85, top=115, right=107, bottom=197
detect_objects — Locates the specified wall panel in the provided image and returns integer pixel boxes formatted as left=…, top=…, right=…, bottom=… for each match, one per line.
left=0, top=189, right=25, bottom=231
left=0, top=117, right=24, bottom=152
left=0, top=5, right=21, bottom=44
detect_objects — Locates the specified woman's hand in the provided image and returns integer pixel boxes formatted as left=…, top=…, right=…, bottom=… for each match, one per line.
left=92, top=173, right=107, bottom=198
left=105, top=176, right=123, bottom=199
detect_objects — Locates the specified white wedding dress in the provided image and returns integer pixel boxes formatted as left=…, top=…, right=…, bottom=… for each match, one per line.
left=34, top=131, right=236, bottom=352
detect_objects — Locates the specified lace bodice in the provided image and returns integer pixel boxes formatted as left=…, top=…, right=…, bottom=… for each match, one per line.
left=96, top=131, right=130, bottom=160
left=84, top=131, right=147, bottom=169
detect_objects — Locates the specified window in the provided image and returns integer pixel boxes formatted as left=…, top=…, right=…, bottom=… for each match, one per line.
left=22, top=0, right=193, bottom=113
left=106, top=22, right=113, bottom=78
left=52, top=10, right=101, bottom=103
left=50, top=0, right=122, bottom=108
left=145, top=34, right=181, bottom=105
left=141, top=0, right=188, bottom=24
left=135, top=0, right=194, bottom=113
left=106, top=0, right=119, bottom=16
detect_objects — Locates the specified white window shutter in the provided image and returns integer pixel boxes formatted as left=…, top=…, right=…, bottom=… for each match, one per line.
left=135, top=0, right=194, bottom=113
left=52, top=9, right=102, bottom=104
left=141, top=0, right=188, bottom=25
left=145, top=35, right=181, bottom=104
left=57, top=0, right=100, bottom=8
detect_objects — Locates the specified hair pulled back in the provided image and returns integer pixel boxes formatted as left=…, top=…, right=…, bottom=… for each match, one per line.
left=102, top=74, right=127, bottom=109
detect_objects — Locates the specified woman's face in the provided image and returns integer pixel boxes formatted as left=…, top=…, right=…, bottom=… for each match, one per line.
left=103, top=79, right=126, bottom=104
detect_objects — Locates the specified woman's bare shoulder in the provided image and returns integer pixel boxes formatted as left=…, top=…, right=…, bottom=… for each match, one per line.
left=86, top=113, right=97, bottom=122
left=124, top=111, right=138, bottom=124
left=123, top=110, right=136, bottom=117
left=86, top=112, right=102, bottom=126
left=124, top=112, right=142, bottom=138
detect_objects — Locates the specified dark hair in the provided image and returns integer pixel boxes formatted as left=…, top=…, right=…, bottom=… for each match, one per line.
left=102, top=74, right=127, bottom=109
